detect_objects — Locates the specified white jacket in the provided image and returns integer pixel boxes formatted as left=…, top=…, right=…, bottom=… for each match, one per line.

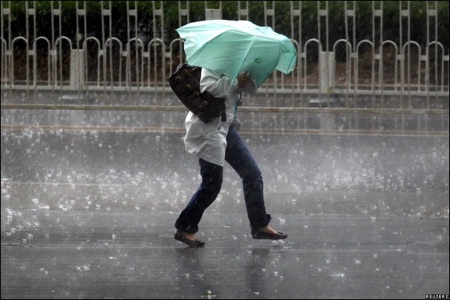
left=183, top=68, right=240, bottom=166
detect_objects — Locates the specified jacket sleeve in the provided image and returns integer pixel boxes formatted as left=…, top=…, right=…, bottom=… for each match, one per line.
left=200, top=68, right=233, bottom=99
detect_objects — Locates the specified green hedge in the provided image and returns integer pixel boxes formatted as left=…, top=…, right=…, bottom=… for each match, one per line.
left=4, top=1, right=449, bottom=52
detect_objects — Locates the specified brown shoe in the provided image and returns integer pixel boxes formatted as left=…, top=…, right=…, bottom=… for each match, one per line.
left=174, top=230, right=205, bottom=248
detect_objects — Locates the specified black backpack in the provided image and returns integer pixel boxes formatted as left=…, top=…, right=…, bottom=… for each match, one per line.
left=169, top=64, right=226, bottom=123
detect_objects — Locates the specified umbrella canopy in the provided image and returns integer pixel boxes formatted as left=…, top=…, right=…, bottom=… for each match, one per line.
left=176, top=20, right=297, bottom=88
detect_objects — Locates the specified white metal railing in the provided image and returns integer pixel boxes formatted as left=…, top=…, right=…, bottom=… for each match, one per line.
left=1, top=1, right=448, bottom=109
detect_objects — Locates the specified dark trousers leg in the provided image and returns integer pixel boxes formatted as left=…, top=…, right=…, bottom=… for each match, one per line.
left=225, top=126, right=271, bottom=229
left=175, top=159, right=223, bottom=234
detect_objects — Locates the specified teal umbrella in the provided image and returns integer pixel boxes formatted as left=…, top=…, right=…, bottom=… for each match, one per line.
left=176, top=20, right=297, bottom=88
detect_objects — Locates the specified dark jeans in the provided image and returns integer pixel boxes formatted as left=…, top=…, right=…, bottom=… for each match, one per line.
left=175, top=125, right=271, bottom=234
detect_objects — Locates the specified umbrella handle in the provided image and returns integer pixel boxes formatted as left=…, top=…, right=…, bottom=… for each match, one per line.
left=233, top=92, right=243, bottom=120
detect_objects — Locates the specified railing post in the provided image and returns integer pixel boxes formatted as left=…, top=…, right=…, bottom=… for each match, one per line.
left=70, top=49, right=84, bottom=89
left=319, top=51, right=335, bottom=94
left=319, top=51, right=336, bottom=130
left=237, top=1, right=249, bottom=20
left=205, top=1, right=222, bottom=20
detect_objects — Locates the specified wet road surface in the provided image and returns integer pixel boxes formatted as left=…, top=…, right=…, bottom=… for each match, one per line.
left=1, top=109, right=449, bottom=299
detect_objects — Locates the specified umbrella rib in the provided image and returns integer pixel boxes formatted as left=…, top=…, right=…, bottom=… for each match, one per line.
left=236, top=35, right=257, bottom=79
left=234, top=34, right=273, bottom=87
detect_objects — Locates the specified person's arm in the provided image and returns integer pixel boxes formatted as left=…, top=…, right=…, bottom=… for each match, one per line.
left=200, top=68, right=233, bottom=98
